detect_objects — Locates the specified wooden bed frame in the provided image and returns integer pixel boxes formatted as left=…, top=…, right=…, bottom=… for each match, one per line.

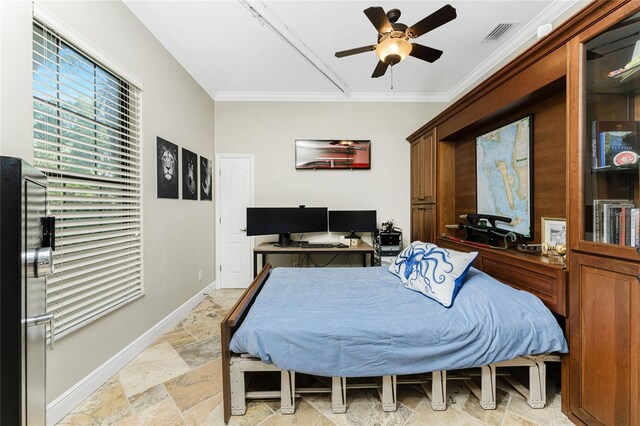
left=220, top=264, right=560, bottom=424
left=221, top=264, right=274, bottom=424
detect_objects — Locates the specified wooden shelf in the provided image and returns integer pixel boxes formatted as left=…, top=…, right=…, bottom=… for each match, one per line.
left=590, top=164, right=638, bottom=173
left=437, top=237, right=567, bottom=316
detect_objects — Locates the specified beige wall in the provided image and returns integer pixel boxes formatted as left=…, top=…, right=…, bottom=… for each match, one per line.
left=214, top=101, right=447, bottom=264
left=1, top=1, right=215, bottom=402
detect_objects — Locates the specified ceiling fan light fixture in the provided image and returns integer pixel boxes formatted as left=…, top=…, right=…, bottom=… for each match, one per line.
left=376, top=37, right=412, bottom=65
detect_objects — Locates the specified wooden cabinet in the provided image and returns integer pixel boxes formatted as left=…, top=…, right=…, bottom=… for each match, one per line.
left=410, top=129, right=437, bottom=244
left=565, top=4, right=640, bottom=424
left=410, top=131, right=436, bottom=204
left=567, top=1, right=640, bottom=263
left=569, top=254, right=639, bottom=426
left=411, top=204, right=435, bottom=243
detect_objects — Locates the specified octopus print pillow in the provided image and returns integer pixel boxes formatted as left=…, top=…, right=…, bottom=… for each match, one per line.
left=389, top=242, right=478, bottom=307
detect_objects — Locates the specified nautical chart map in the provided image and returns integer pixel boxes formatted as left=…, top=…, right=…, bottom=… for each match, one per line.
left=476, top=116, right=531, bottom=237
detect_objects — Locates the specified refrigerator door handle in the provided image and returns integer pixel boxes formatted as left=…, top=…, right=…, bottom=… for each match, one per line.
left=23, top=312, right=55, bottom=350
left=23, top=247, right=54, bottom=278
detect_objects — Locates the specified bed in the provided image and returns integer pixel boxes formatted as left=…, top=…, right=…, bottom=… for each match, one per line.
left=220, top=264, right=568, bottom=423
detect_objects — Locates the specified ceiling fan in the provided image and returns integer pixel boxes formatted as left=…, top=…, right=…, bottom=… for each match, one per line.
left=335, top=5, right=457, bottom=78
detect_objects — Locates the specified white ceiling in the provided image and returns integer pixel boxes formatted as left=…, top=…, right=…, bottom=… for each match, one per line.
left=123, top=0, right=589, bottom=102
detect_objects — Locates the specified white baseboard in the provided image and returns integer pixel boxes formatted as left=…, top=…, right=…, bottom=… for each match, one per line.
left=47, top=281, right=216, bottom=425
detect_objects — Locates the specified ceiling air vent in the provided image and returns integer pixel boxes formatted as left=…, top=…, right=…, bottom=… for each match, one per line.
left=483, top=22, right=518, bottom=42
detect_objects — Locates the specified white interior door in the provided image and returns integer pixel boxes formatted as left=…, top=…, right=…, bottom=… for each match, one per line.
left=217, top=155, right=253, bottom=288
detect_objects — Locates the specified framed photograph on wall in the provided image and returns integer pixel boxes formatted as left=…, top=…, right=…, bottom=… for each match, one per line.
left=476, top=115, right=533, bottom=239
left=295, top=140, right=371, bottom=170
left=182, top=148, right=198, bottom=200
left=200, top=156, right=213, bottom=201
left=156, top=137, right=179, bottom=199
left=541, top=217, right=566, bottom=246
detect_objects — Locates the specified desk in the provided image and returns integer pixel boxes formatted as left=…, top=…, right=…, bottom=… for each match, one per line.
left=253, top=242, right=375, bottom=277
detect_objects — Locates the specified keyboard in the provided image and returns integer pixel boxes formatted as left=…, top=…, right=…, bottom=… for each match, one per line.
left=302, top=243, right=336, bottom=248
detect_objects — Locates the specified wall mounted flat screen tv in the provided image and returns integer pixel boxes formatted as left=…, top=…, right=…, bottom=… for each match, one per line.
left=295, top=140, right=371, bottom=170
left=246, top=207, right=328, bottom=246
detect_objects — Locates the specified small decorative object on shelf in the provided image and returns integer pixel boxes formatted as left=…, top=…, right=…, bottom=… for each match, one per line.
left=613, top=150, right=639, bottom=166
left=608, top=68, right=625, bottom=77
left=542, top=242, right=566, bottom=266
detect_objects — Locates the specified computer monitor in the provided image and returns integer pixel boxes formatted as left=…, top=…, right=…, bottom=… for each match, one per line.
left=329, top=210, right=377, bottom=239
left=246, top=207, right=328, bottom=246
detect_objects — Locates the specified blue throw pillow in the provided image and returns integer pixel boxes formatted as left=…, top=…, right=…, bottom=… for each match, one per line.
left=389, top=242, right=478, bottom=307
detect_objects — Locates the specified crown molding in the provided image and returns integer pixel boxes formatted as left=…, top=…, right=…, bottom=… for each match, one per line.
left=214, top=91, right=450, bottom=103
left=445, top=0, right=582, bottom=102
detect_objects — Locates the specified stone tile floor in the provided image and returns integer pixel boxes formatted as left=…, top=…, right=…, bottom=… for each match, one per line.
left=58, top=289, right=573, bottom=425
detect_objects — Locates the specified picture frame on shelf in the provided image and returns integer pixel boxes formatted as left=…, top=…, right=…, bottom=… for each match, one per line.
left=541, top=217, right=566, bottom=246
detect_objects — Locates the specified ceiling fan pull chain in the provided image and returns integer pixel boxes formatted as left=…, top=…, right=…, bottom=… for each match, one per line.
left=390, top=65, right=394, bottom=90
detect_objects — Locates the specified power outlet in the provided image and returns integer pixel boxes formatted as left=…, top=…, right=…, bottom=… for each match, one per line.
left=198, top=270, right=203, bottom=281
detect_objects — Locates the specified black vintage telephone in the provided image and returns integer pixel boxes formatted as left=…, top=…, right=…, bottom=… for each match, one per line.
left=446, top=213, right=515, bottom=248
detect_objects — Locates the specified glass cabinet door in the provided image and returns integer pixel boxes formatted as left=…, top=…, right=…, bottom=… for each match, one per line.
left=584, top=13, right=640, bottom=250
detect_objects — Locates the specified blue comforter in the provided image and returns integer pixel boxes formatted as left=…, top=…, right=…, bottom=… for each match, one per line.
left=229, top=267, right=567, bottom=377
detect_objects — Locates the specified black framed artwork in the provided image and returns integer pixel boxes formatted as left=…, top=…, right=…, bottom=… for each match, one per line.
left=295, top=140, right=371, bottom=170
left=200, top=156, right=213, bottom=201
left=156, top=137, right=179, bottom=199
left=182, top=148, right=198, bottom=200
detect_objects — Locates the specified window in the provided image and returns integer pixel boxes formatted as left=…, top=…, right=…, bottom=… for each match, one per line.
left=32, top=21, right=142, bottom=338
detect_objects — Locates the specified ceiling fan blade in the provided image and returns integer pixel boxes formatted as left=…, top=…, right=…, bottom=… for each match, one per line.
left=364, top=7, right=393, bottom=34
left=335, top=45, right=377, bottom=58
left=407, top=4, right=457, bottom=38
left=371, top=60, right=389, bottom=78
left=410, top=43, right=444, bottom=63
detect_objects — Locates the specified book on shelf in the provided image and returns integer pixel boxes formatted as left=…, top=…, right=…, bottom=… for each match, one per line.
left=594, top=199, right=638, bottom=245
left=591, top=121, right=639, bottom=169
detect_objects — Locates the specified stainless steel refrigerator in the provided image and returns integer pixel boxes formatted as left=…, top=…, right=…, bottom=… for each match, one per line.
left=1, top=157, right=56, bottom=425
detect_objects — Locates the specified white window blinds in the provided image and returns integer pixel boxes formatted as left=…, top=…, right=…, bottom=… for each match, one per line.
left=32, top=21, right=143, bottom=338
